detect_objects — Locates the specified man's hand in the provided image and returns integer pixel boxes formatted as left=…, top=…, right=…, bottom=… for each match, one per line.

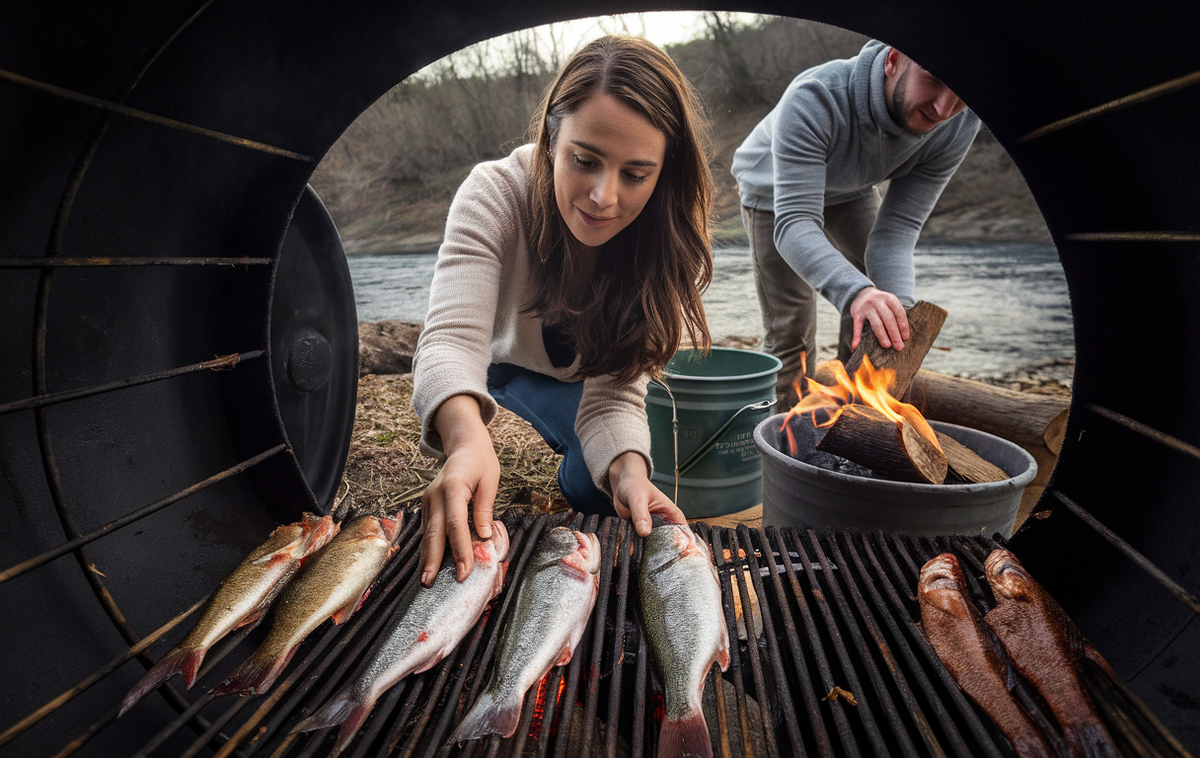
left=850, top=286, right=910, bottom=351
left=608, top=451, right=686, bottom=536
left=420, top=395, right=498, bottom=587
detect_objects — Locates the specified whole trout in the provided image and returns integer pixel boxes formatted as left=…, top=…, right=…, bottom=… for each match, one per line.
left=451, top=526, right=600, bottom=742
left=919, top=553, right=1053, bottom=757
left=214, top=513, right=404, bottom=696
left=119, top=512, right=337, bottom=716
left=293, top=521, right=509, bottom=757
left=983, top=549, right=1118, bottom=758
left=638, top=523, right=730, bottom=758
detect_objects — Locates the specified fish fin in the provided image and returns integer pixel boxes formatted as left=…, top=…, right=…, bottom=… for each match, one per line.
left=658, top=710, right=712, bottom=758
left=231, top=604, right=270, bottom=634
left=211, top=645, right=297, bottom=696
left=293, top=686, right=376, bottom=758
left=118, top=646, right=201, bottom=716
left=1083, top=642, right=1119, bottom=681
left=1063, top=721, right=1119, bottom=758
left=450, top=690, right=523, bottom=742
left=331, top=590, right=369, bottom=625
left=554, top=645, right=574, bottom=667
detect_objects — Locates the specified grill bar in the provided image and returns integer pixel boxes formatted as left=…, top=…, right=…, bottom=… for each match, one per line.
left=0, top=350, right=265, bottom=417
left=30, top=515, right=1183, bottom=758
left=0, top=257, right=273, bottom=268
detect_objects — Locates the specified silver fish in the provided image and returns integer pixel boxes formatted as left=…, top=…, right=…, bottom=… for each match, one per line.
left=451, top=526, right=601, bottom=742
left=639, top=523, right=730, bottom=758
left=118, top=512, right=338, bottom=716
left=213, top=512, right=404, bottom=697
left=293, top=520, right=510, bottom=757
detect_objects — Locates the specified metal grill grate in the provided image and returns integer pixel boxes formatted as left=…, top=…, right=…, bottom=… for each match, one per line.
left=4, top=514, right=1190, bottom=758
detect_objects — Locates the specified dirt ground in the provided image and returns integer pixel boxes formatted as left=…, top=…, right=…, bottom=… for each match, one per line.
left=338, top=326, right=1070, bottom=524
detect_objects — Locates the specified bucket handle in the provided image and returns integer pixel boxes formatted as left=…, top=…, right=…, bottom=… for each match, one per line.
left=675, top=398, right=776, bottom=476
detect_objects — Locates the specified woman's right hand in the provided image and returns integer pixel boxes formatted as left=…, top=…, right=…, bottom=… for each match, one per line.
left=420, top=394, right=499, bottom=587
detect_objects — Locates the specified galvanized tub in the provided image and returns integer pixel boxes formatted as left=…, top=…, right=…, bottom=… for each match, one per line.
left=754, top=412, right=1037, bottom=537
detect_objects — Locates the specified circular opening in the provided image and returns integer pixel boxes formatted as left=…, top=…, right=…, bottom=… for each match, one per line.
left=665, top=346, right=783, bottom=380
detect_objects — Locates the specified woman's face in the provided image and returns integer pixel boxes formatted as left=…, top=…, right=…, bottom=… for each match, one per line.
left=552, top=92, right=667, bottom=249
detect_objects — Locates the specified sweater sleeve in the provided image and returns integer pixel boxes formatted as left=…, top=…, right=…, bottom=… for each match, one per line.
left=411, top=157, right=523, bottom=461
left=770, top=83, right=876, bottom=314
left=864, top=118, right=980, bottom=307
left=575, top=372, right=653, bottom=496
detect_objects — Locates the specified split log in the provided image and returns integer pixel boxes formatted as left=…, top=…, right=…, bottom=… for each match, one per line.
left=816, top=405, right=948, bottom=484
left=844, top=301, right=948, bottom=398
left=937, top=431, right=1009, bottom=484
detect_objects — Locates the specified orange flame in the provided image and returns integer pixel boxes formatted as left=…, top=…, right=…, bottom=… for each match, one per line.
left=780, top=355, right=941, bottom=453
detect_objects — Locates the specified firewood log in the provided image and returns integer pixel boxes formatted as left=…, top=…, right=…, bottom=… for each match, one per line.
left=936, top=431, right=1010, bottom=484
left=815, top=405, right=948, bottom=484
left=844, top=301, right=948, bottom=398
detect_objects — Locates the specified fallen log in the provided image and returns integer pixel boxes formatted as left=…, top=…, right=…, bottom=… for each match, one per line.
left=816, top=405, right=948, bottom=484
left=937, top=431, right=1009, bottom=484
left=903, top=369, right=1070, bottom=524
left=844, top=301, right=948, bottom=398
left=903, top=370, right=1069, bottom=454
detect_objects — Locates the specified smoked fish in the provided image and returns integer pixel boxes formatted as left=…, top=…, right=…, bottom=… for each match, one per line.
left=118, top=512, right=338, bottom=716
left=213, top=512, right=403, bottom=697
left=451, top=526, right=600, bottom=742
left=984, top=548, right=1118, bottom=758
left=638, top=522, right=730, bottom=758
left=292, top=521, right=509, bottom=757
left=919, top=553, right=1053, bottom=757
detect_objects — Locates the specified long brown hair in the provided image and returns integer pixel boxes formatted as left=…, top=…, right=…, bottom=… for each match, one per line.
left=525, top=35, right=714, bottom=384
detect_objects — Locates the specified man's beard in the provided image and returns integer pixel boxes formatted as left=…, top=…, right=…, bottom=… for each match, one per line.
left=887, top=67, right=921, bottom=135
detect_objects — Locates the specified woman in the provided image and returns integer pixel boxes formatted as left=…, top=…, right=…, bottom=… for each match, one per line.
left=411, top=35, right=714, bottom=585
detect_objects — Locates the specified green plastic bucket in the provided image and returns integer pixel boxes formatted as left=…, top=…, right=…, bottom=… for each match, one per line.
left=646, top=347, right=783, bottom=518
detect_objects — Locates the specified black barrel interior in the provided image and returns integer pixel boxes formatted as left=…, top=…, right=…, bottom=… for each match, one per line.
left=1, top=1, right=1197, bottom=755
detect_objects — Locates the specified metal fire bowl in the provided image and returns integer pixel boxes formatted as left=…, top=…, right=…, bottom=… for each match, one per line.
left=756, top=413, right=1037, bottom=538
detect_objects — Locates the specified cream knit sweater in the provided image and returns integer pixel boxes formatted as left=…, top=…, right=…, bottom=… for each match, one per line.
left=411, top=144, right=652, bottom=496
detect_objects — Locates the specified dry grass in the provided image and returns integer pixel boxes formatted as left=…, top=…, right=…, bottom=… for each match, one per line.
left=333, top=373, right=569, bottom=521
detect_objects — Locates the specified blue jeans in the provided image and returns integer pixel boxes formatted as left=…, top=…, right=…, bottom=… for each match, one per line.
left=486, top=364, right=614, bottom=515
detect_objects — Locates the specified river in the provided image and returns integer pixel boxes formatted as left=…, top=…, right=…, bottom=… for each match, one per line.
left=346, top=241, right=1073, bottom=383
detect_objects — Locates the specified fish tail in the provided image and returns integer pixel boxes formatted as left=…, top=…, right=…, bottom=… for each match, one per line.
left=211, top=644, right=297, bottom=697
left=450, top=690, right=523, bottom=742
left=1063, top=721, right=1118, bottom=758
left=118, top=646, right=202, bottom=716
left=658, top=709, right=712, bottom=758
left=292, top=686, right=376, bottom=757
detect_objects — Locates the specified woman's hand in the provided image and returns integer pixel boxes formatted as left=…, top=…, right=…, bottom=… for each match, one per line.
left=420, top=395, right=499, bottom=587
left=849, top=286, right=910, bottom=351
left=608, top=451, right=686, bottom=536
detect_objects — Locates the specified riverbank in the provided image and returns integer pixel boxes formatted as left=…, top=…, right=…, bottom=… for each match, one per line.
left=339, top=321, right=1070, bottom=520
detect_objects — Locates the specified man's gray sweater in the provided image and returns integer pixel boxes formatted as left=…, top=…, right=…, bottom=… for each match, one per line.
left=731, top=41, right=980, bottom=313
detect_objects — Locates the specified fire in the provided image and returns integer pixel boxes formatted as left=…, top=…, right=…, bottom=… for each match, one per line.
left=780, top=355, right=941, bottom=451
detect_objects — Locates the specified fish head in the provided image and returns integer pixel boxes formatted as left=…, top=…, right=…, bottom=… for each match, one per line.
left=476, top=520, right=509, bottom=563
left=641, top=522, right=706, bottom=575
left=984, top=549, right=1036, bottom=601
left=379, top=512, right=405, bottom=543
left=918, top=553, right=964, bottom=595
left=301, top=514, right=341, bottom=555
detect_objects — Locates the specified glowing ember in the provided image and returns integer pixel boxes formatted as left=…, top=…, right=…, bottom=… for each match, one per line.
left=780, top=355, right=941, bottom=455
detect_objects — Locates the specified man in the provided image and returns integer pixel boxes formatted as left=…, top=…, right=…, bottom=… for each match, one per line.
left=731, top=41, right=980, bottom=405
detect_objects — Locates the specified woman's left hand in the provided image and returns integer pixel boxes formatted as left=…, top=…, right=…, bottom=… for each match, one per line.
left=608, top=451, right=686, bottom=536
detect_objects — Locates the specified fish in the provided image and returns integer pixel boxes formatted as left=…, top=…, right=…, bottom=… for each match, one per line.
left=983, top=548, right=1118, bottom=758
left=292, top=520, right=509, bottom=757
left=918, top=553, right=1054, bottom=757
left=638, top=522, right=730, bottom=758
left=450, top=526, right=601, bottom=742
left=213, top=512, right=404, bottom=697
left=118, top=512, right=338, bottom=716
